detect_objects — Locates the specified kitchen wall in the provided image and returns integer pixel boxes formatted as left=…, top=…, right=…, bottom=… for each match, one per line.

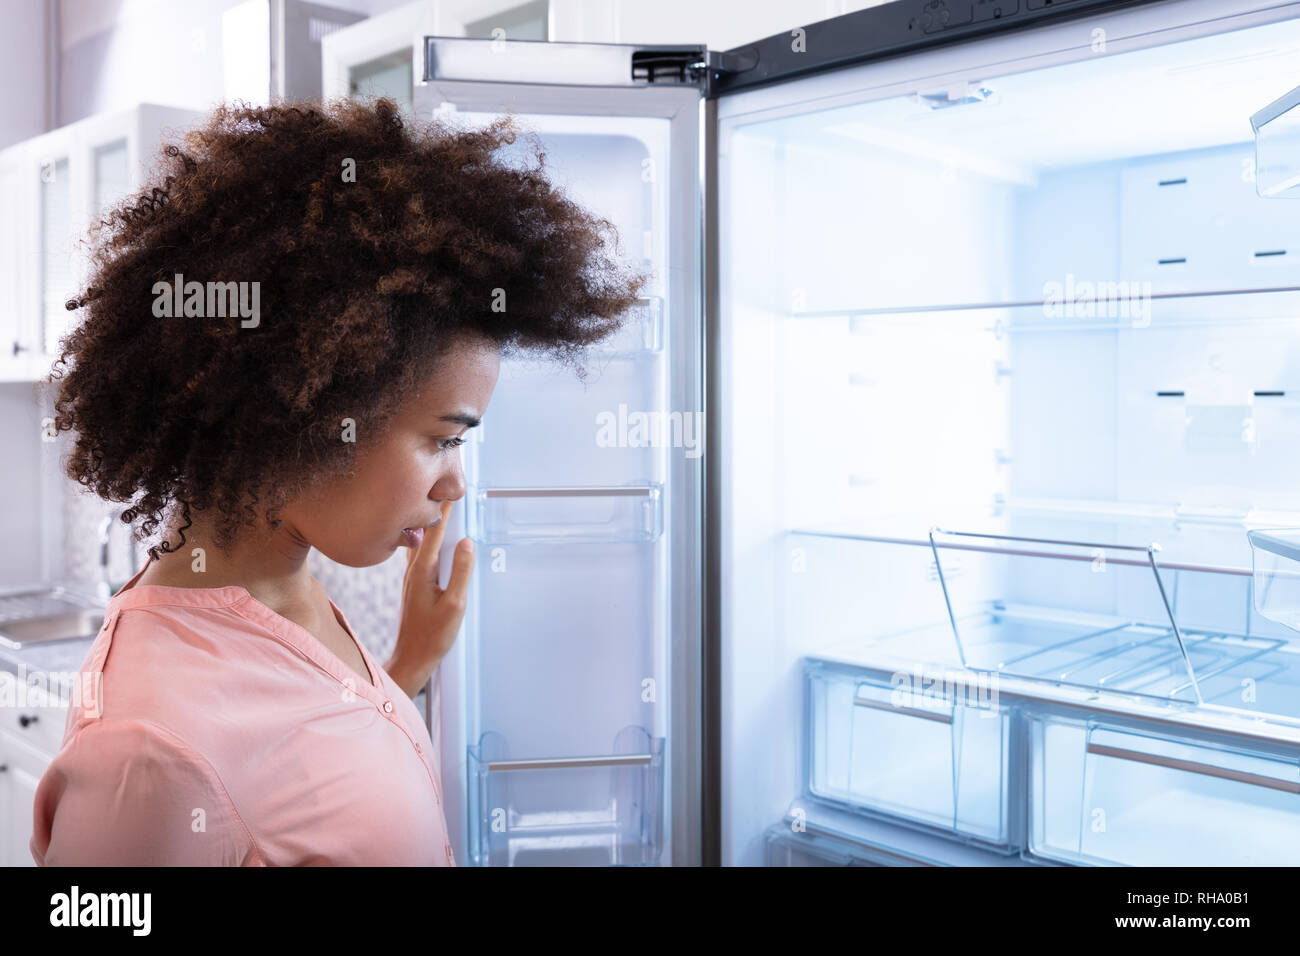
left=56, top=0, right=892, bottom=123
left=55, top=0, right=407, bottom=124
left=0, top=0, right=52, bottom=149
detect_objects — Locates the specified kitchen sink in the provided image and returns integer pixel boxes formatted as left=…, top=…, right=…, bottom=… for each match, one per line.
left=0, top=588, right=106, bottom=650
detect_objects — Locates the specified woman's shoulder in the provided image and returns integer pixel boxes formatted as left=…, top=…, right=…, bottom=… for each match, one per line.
left=61, top=598, right=274, bottom=742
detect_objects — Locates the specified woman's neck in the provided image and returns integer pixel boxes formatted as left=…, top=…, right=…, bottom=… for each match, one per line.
left=136, top=510, right=320, bottom=614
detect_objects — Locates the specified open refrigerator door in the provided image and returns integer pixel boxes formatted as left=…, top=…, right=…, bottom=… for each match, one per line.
left=411, top=37, right=705, bottom=866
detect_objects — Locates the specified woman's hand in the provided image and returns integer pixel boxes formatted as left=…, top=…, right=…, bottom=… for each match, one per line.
left=385, top=500, right=475, bottom=699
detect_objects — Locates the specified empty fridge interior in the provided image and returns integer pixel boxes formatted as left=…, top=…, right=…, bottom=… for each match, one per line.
left=720, top=7, right=1300, bottom=863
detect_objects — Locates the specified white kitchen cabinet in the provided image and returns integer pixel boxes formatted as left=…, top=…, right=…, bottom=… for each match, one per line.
left=0, top=737, right=49, bottom=867
left=0, top=103, right=204, bottom=383
left=322, top=0, right=546, bottom=108
left=0, top=692, right=68, bottom=867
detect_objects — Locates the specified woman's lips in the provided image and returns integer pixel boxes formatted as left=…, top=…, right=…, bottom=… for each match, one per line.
left=400, top=517, right=441, bottom=548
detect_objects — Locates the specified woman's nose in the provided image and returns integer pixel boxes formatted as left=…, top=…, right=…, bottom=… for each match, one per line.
left=433, top=463, right=466, bottom=502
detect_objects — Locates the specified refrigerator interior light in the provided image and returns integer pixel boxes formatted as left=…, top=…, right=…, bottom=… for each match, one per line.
left=914, top=85, right=996, bottom=110
left=1251, top=82, right=1300, bottom=197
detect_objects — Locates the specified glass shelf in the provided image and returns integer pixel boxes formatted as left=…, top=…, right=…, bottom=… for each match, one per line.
left=928, top=528, right=1207, bottom=704
left=783, top=286, right=1300, bottom=334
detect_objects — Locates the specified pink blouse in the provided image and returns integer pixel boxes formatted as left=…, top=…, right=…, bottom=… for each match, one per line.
left=30, top=561, right=455, bottom=866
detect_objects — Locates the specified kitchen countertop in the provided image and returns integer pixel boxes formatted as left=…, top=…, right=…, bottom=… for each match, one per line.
left=0, top=636, right=97, bottom=706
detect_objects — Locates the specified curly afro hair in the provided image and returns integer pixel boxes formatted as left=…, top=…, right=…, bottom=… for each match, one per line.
left=47, top=97, right=650, bottom=560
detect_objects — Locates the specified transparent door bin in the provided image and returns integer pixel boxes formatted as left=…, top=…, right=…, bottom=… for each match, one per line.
left=806, top=661, right=1014, bottom=850
left=1029, top=713, right=1300, bottom=865
left=467, top=482, right=663, bottom=545
left=466, top=726, right=665, bottom=866
left=502, top=297, right=663, bottom=364
left=1252, top=82, right=1300, bottom=199
left=928, top=528, right=1206, bottom=705
left=590, top=296, right=663, bottom=356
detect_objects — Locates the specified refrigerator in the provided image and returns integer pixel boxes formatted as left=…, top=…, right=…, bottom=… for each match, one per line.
left=418, top=0, right=1300, bottom=866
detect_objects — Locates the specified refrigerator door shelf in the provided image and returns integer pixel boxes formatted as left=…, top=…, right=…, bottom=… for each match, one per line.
left=805, top=661, right=1016, bottom=851
left=1030, top=713, right=1300, bottom=866
left=468, top=482, right=664, bottom=545
left=497, top=295, right=660, bottom=362
left=576, top=295, right=663, bottom=357
left=466, top=726, right=665, bottom=867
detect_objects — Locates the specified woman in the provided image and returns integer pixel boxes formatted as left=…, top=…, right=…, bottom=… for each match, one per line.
left=30, top=97, right=647, bottom=866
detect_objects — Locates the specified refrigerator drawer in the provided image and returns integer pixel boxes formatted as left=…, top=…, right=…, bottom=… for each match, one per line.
left=466, top=725, right=664, bottom=866
left=805, top=662, right=1014, bottom=850
left=763, top=823, right=931, bottom=867
left=1029, top=714, right=1300, bottom=865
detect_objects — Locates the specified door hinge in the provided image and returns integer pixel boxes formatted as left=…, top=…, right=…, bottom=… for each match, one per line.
left=631, top=47, right=756, bottom=92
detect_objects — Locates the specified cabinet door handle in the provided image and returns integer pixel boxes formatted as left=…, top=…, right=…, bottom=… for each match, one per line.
left=1087, top=742, right=1300, bottom=793
left=18, top=714, right=38, bottom=728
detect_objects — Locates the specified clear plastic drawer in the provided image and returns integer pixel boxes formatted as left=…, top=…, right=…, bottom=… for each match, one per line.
left=1029, top=713, right=1300, bottom=865
left=763, top=823, right=929, bottom=866
left=1249, top=528, right=1300, bottom=630
left=466, top=725, right=664, bottom=866
left=805, top=660, right=1015, bottom=850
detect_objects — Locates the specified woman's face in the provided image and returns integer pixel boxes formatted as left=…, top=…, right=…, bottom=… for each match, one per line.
left=284, top=333, right=501, bottom=567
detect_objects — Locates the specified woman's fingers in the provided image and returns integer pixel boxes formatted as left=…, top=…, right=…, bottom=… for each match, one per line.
left=426, top=499, right=453, bottom=556
left=445, top=537, right=475, bottom=610
left=408, top=499, right=455, bottom=585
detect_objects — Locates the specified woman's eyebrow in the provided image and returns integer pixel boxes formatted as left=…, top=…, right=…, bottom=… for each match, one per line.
left=438, top=412, right=481, bottom=428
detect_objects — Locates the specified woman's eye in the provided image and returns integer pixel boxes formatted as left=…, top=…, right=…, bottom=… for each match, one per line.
left=436, top=436, right=467, bottom=451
